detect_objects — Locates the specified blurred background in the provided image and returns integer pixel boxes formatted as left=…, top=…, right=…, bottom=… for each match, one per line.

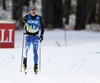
left=0, top=0, right=100, bottom=31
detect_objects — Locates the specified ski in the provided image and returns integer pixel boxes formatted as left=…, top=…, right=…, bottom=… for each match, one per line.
left=23, top=70, right=38, bottom=75
left=23, top=67, right=38, bottom=75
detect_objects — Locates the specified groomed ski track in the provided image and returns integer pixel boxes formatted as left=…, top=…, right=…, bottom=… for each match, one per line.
left=0, top=30, right=100, bottom=83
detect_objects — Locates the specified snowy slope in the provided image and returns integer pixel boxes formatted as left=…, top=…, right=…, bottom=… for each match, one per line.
left=15, top=29, right=100, bottom=47
left=0, top=29, right=100, bottom=83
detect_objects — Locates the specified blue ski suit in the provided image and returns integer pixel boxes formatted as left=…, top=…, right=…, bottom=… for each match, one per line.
left=21, top=14, right=45, bottom=64
left=25, top=34, right=39, bottom=63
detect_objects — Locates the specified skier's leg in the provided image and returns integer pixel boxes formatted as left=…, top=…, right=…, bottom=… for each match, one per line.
left=23, top=35, right=31, bottom=73
left=33, top=36, right=39, bottom=64
left=32, top=35, right=39, bottom=74
left=24, top=35, right=31, bottom=58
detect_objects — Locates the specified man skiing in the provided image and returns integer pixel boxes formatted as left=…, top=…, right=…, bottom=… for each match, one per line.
left=21, top=6, right=45, bottom=74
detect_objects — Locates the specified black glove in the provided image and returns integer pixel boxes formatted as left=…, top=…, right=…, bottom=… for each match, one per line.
left=39, top=35, right=43, bottom=42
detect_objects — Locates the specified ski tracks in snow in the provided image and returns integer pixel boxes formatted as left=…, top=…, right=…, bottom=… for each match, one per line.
left=79, top=72, right=100, bottom=83
left=68, top=59, right=100, bottom=83
left=27, top=71, right=55, bottom=83
left=68, top=58, right=87, bottom=73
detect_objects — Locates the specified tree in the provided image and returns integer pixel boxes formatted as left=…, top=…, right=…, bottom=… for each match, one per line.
left=2, top=0, right=6, bottom=10
left=42, top=0, right=63, bottom=29
left=86, top=0, right=96, bottom=24
left=18, top=0, right=24, bottom=28
left=12, top=0, right=20, bottom=20
left=96, top=0, right=100, bottom=24
left=64, top=0, right=71, bottom=24
left=12, top=0, right=23, bottom=29
left=53, top=0, right=63, bottom=28
left=32, top=0, right=36, bottom=5
left=24, top=0, right=30, bottom=7
left=42, top=0, right=54, bottom=29
left=74, top=0, right=87, bottom=30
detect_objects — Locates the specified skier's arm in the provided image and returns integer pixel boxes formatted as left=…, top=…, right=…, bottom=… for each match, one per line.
left=39, top=16, right=45, bottom=42
left=40, top=16, right=45, bottom=35
left=20, top=15, right=28, bottom=28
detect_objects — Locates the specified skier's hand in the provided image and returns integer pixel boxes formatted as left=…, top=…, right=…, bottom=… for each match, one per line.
left=39, top=35, right=43, bottom=42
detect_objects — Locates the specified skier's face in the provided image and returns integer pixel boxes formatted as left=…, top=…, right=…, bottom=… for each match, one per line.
left=30, top=8, right=36, bottom=16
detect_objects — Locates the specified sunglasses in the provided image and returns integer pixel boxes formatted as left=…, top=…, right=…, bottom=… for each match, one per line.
left=31, top=9, right=36, bottom=11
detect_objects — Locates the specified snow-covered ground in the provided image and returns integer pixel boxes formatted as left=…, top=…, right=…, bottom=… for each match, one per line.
left=0, top=29, right=100, bottom=83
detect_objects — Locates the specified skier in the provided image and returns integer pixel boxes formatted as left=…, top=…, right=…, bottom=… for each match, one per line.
left=21, top=6, right=45, bottom=74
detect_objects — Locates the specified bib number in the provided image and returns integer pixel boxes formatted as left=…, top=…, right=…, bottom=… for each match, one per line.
left=30, top=25, right=37, bottom=29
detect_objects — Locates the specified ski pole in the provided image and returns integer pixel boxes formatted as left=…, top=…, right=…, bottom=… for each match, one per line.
left=39, top=41, right=41, bottom=71
left=20, top=32, right=25, bottom=72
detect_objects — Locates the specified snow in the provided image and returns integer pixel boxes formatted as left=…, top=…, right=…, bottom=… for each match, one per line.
left=0, top=29, right=100, bottom=83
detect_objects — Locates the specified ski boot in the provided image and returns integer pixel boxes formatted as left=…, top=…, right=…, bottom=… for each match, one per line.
left=34, top=63, right=38, bottom=75
left=23, top=58, right=27, bottom=74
